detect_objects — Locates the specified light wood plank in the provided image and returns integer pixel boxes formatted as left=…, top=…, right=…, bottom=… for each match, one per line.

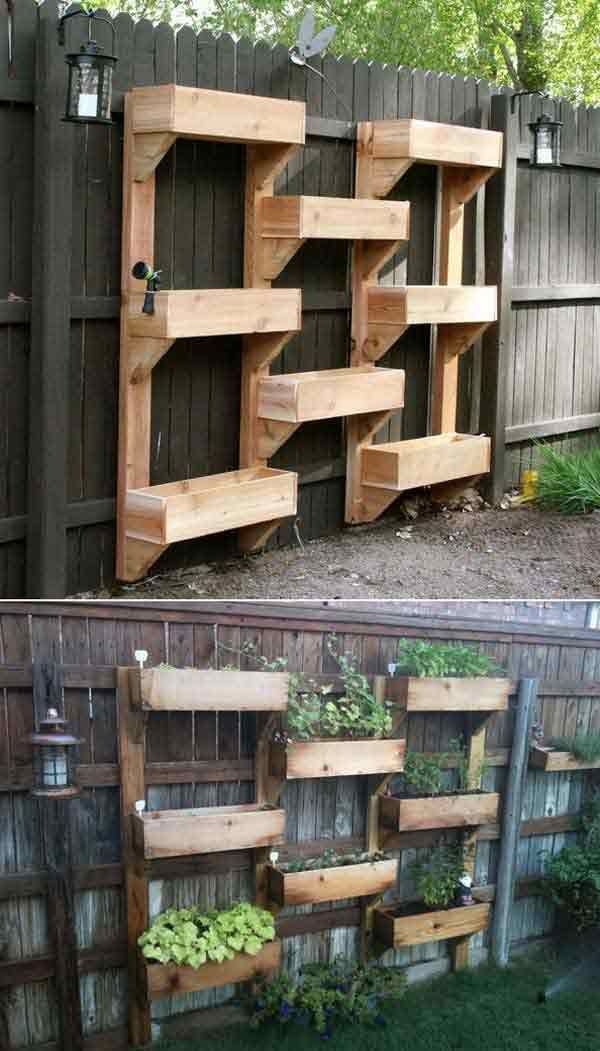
left=374, top=902, right=490, bottom=948
left=257, top=366, right=405, bottom=422
left=361, top=433, right=491, bottom=491
left=129, top=667, right=289, bottom=712
left=380, top=792, right=500, bottom=832
left=145, top=940, right=282, bottom=1001
left=271, top=738, right=406, bottom=779
left=127, top=288, right=302, bottom=340
left=133, top=803, right=286, bottom=859
left=261, top=196, right=410, bottom=240
left=368, top=285, right=497, bottom=326
left=267, top=859, right=398, bottom=906
left=371, top=120, right=503, bottom=168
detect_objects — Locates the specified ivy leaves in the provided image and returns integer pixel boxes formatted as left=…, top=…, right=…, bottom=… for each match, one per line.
left=139, top=902, right=276, bottom=968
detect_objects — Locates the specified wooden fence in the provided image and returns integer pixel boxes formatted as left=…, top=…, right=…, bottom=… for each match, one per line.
left=1, top=1, right=600, bottom=597
left=1, top=600, right=599, bottom=1049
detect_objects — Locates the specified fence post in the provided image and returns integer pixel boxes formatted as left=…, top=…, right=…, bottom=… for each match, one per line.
left=33, top=660, right=84, bottom=1051
left=481, top=93, right=518, bottom=504
left=491, top=676, right=538, bottom=966
left=27, top=0, right=73, bottom=597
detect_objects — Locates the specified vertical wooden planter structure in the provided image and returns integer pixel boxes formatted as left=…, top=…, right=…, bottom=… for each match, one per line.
left=365, top=676, right=509, bottom=967
left=117, top=665, right=290, bottom=1046
left=118, top=84, right=411, bottom=582
left=347, top=119, right=503, bottom=523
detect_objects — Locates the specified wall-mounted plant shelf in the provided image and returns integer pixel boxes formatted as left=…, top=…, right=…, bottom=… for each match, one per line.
left=143, top=940, right=282, bottom=1001
left=124, top=466, right=297, bottom=546
left=132, top=803, right=286, bottom=860
left=132, top=84, right=306, bottom=143
left=529, top=745, right=600, bottom=772
left=361, top=433, right=491, bottom=492
left=270, top=738, right=406, bottom=780
left=362, top=119, right=503, bottom=198
left=380, top=792, right=500, bottom=833
left=257, top=366, right=405, bottom=423
left=129, top=667, right=289, bottom=712
left=267, top=858, right=398, bottom=906
left=368, top=285, right=497, bottom=328
left=261, top=195, right=410, bottom=240
left=373, top=900, right=490, bottom=949
left=387, top=676, right=510, bottom=712
left=128, top=288, right=302, bottom=341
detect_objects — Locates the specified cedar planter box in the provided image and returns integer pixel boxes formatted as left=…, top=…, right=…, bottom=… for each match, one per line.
left=373, top=900, right=490, bottom=949
left=361, top=434, right=491, bottom=493
left=529, top=745, right=600, bottom=773
left=270, top=738, right=406, bottom=780
left=387, top=676, right=510, bottom=712
left=132, top=803, right=286, bottom=859
left=144, top=940, right=282, bottom=1001
left=129, top=666, right=289, bottom=712
left=267, top=858, right=398, bottom=906
left=380, top=792, right=500, bottom=832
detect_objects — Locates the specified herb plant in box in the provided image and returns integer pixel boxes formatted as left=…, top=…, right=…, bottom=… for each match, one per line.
left=543, top=797, right=600, bottom=931
left=389, top=638, right=509, bottom=713
left=266, top=847, right=399, bottom=907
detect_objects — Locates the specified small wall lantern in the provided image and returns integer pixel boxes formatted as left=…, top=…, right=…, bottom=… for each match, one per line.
left=58, top=10, right=117, bottom=125
left=26, top=707, right=83, bottom=799
left=528, top=113, right=563, bottom=168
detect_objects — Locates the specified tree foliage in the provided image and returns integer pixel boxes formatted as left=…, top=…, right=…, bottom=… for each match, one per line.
left=94, top=0, right=600, bottom=103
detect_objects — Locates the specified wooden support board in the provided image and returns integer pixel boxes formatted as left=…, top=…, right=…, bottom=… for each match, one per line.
left=452, top=714, right=489, bottom=969
left=129, top=666, right=289, bottom=711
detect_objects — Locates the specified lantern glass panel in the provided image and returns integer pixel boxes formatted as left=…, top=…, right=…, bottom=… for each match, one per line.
left=40, top=745, right=68, bottom=787
left=73, top=57, right=100, bottom=118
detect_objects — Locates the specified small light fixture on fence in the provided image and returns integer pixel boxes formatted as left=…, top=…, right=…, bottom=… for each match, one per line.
left=58, top=10, right=117, bottom=125
left=26, top=707, right=83, bottom=799
left=511, top=90, right=562, bottom=169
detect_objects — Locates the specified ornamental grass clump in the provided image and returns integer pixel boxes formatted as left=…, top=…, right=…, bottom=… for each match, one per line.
left=536, top=443, right=600, bottom=514
left=138, top=902, right=275, bottom=968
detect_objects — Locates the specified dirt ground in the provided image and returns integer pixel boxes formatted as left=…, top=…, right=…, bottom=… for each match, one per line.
left=98, top=504, right=600, bottom=600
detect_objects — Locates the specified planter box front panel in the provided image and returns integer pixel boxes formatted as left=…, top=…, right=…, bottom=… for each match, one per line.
left=129, top=667, right=289, bottom=712
left=257, top=366, right=405, bottom=423
left=133, top=803, right=286, bottom=859
left=132, top=84, right=306, bottom=144
left=261, top=196, right=410, bottom=241
left=145, top=939, right=282, bottom=1000
left=388, top=677, right=510, bottom=711
left=368, top=285, right=497, bottom=327
left=128, top=288, right=302, bottom=340
left=361, top=434, right=491, bottom=492
left=125, top=467, right=297, bottom=545
left=371, top=120, right=503, bottom=169
left=271, top=738, right=406, bottom=779
left=374, top=901, right=490, bottom=948
left=529, top=745, right=600, bottom=772
left=267, top=859, right=398, bottom=906
left=380, top=793, right=500, bottom=832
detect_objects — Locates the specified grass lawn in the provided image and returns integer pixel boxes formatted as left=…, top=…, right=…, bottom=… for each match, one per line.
left=156, top=959, right=600, bottom=1050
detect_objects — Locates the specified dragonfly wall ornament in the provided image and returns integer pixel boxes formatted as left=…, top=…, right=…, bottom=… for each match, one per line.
left=289, top=8, right=352, bottom=118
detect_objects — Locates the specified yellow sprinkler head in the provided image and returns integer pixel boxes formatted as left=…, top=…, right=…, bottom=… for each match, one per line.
left=521, top=470, right=539, bottom=501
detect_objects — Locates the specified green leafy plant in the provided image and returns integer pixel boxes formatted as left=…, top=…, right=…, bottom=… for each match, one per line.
left=251, top=958, right=406, bottom=1035
left=275, top=848, right=385, bottom=874
left=394, top=639, right=501, bottom=678
left=543, top=798, right=600, bottom=931
left=402, top=737, right=488, bottom=796
left=411, top=845, right=465, bottom=908
left=536, top=443, right=600, bottom=514
left=138, top=902, right=275, bottom=968
left=223, top=635, right=393, bottom=741
left=549, top=733, right=600, bottom=763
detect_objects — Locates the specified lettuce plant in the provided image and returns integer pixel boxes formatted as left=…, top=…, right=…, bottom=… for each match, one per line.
left=138, top=902, right=276, bottom=968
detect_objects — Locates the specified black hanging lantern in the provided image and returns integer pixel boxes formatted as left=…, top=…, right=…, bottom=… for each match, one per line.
left=26, top=707, right=83, bottom=799
left=528, top=113, right=563, bottom=168
left=58, top=10, right=117, bottom=125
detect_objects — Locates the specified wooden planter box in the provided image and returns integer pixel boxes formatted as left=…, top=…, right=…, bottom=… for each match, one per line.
left=361, top=433, right=491, bottom=493
left=129, top=666, right=289, bottom=712
left=369, top=119, right=503, bottom=170
left=270, top=738, right=406, bottom=780
left=261, top=195, right=410, bottom=241
left=267, top=858, right=398, bottom=906
left=128, top=288, right=302, bottom=340
left=257, top=366, right=405, bottom=423
left=380, top=792, right=500, bottom=832
left=387, top=676, right=510, bottom=712
left=144, top=939, right=282, bottom=1001
left=368, top=285, right=497, bottom=327
left=125, top=466, right=297, bottom=545
left=132, top=803, right=286, bottom=859
left=530, top=745, right=600, bottom=772
left=373, top=901, right=490, bottom=949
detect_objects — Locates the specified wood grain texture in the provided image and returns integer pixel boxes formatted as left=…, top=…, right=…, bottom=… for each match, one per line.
left=529, top=745, right=600, bottom=772
left=361, top=433, right=491, bottom=491
left=257, top=366, right=405, bottom=423
left=261, top=196, right=410, bottom=240
left=271, top=738, right=406, bottom=779
left=133, top=803, right=286, bottom=858
left=267, top=859, right=398, bottom=906
left=130, top=667, right=289, bottom=711
left=368, top=285, right=497, bottom=325
left=145, top=939, right=282, bottom=1000
left=389, top=677, right=510, bottom=711
left=374, top=901, right=491, bottom=948
left=380, top=792, right=501, bottom=832
left=127, top=288, right=302, bottom=339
